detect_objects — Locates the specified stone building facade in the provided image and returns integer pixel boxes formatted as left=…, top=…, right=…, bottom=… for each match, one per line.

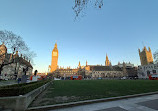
left=51, top=61, right=85, bottom=77
left=54, top=67, right=78, bottom=77
left=116, top=62, right=137, bottom=77
left=51, top=64, right=124, bottom=79
left=48, top=44, right=133, bottom=78
left=138, top=64, right=158, bottom=79
left=138, top=46, right=157, bottom=79
left=51, top=42, right=58, bottom=72
left=85, top=65, right=124, bottom=78
left=49, top=52, right=132, bottom=78
left=54, top=61, right=125, bottom=78
left=138, top=47, right=153, bottom=65
left=117, top=62, right=134, bottom=68
left=0, top=43, right=33, bottom=80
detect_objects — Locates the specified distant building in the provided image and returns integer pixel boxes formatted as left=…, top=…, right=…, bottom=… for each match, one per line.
left=116, top=62, right=137, bottom=77
left=0, top=43, right=33, bottom=80
left=54, top=67, right=78, bottom=77
left=138, top=46, right=153, bottom=66
left=53, top=61, right=124, bottom=78
left=117, top=62, right=134, bottom=68
left=78, top=61, right=81, bottom=68
left=85, top=65, right=123, bottom=78
left=51, top=42, right=58, bottom=72
left=53, top=61, right=85, bottom=77
left=105, top=54, right=111, bottom=66
left=138, top=46, right=157, bottom=79
left=84, top=58, right=124, bottom=78
left=138, top=64, right=158, bottom=79
left=49, top=45, right=135, bottom=78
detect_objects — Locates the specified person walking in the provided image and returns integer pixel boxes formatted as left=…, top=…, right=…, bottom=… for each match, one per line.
left=32, top=70, right=38, bottom=82
left=17, top=74, right=22, bottom=84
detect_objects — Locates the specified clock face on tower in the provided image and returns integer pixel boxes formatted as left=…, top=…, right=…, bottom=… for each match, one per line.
left=53, top=52, right=57, bottom=56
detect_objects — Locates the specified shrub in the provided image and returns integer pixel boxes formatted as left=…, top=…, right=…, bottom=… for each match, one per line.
left=0, top=80, right=50, bottom=97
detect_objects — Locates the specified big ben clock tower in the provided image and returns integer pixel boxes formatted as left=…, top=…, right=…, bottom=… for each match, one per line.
left=51, top=42, right=58, bottom=72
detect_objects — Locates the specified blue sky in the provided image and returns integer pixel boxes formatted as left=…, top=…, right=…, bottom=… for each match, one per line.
left=0, top=0, right=158, bottom=72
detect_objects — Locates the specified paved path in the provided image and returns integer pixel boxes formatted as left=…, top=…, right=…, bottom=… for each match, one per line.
left=0, top=80, right=17, bottom=86
left=49, top=94, right=158, bottom=111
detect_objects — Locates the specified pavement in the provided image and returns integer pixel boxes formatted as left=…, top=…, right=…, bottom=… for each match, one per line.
left=49, top=94, right=158, bottom=111
left=0, top=80, right=17, bottom=86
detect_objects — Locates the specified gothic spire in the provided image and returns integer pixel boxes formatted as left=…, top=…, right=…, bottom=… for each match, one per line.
left=54, top=42, right=57, bottom=48
left=79, top=61, right=81, bottom=67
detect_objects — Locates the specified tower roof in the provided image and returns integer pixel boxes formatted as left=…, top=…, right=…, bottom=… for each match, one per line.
left=143, top=46, right=147, bottom=51
left=139, top=46, right=151, bottom=53
left=53, top=42, right=58, bottom=51
left=54, top=42, right=57, bottom=48
left=106, top=54, right=109, bottom=60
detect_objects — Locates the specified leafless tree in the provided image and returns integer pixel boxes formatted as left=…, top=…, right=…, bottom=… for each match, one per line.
left=0, top=30, right=36, bottom=75
left=22, top=50, right=37, bottom=65
left=73, top=0, right=104, bottom=19
left=154, top=50, right=158, bottom=64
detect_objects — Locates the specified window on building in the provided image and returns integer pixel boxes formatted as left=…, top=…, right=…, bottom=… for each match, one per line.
left=147, top=70, right=150, bottom=77
left=153, top=70, right=156, bottom=74
left=154, top=65, right=157, bottom=69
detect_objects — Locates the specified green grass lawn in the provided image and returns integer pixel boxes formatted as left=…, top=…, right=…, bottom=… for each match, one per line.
left=31, top=80, right=158, bottom=107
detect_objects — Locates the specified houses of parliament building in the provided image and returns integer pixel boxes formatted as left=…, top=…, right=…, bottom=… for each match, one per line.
left=49, top=42, right=137, bottom=78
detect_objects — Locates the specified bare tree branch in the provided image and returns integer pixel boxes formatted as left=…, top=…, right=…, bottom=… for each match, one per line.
left=73, top=0, right=104, bottom=19
left=154, top=50, right=158, bottom=64
left=22, top=50, right=37, bottom=65
left=0, top=30, right=36, bottom=75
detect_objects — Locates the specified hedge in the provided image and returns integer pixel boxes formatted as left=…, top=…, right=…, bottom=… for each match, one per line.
left=0, top=80, right=50, bottom=97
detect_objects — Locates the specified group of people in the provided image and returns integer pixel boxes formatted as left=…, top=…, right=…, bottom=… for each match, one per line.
left=17, top=70, right=39, bottom=84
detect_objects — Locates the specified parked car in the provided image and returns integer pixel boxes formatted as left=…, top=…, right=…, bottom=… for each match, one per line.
left=98, top=77, right=102, bottom=80
left=121, top=77, right=127, bottom=80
